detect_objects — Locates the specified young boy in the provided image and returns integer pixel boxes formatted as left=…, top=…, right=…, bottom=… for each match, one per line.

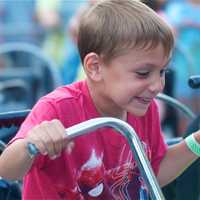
left=0, top=0, right=200, bottom=199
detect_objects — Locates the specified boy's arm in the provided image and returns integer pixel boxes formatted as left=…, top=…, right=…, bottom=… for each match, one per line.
left=0, top=139, right=34, bottom=180
left=0, top=119, right=72, bottom=181
left=157, top=130, right=200, bottom=187
left=0, top=99, right=70, bottom=180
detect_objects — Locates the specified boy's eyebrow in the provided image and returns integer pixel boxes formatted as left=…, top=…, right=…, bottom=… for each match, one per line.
left=140, top=59, right=171, bottom=70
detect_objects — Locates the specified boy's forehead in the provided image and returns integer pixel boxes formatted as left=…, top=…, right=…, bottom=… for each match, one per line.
left=110, top=43, right=171, bottom=66
left=128, top=43, right=170, bottom=57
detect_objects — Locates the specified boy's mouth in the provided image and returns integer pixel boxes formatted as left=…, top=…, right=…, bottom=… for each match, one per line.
left=135, top=97, right=153, bottom=104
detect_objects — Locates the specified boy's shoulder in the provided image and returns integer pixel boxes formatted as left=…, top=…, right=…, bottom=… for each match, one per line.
left=41, top=80, right=87, bottom=104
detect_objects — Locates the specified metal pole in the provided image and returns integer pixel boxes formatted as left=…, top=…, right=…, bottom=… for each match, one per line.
left=156, top=93, right=196, bottom=120
left=28, top=117, right=165, bottom=199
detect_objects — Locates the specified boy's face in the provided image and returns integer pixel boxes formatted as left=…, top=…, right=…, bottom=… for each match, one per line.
left=97, top=43, right=169, bottom=117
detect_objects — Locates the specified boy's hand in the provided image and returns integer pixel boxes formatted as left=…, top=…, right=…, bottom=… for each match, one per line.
left=25, top=119, right=74, bottom=160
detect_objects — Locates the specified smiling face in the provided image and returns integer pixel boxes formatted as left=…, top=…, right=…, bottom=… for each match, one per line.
left=85, top=43, right=170, bottom=118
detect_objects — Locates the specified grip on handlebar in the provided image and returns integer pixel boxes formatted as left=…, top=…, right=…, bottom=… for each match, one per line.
left=27, top=143, right=39, bottom=157
left=188, top=75, right=200, bottom=89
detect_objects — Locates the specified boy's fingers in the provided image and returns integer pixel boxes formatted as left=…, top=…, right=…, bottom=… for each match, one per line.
left=52, top=119, right=66, bottom=144
left=41, top=120, right=66, bottom=159
left=40, top=123, right=57, bottom=159
left=48, top=120, right=66, bottom=156
left=26, top=120, right=70, bottom=159
left=26, top=130, right=47, bottom=156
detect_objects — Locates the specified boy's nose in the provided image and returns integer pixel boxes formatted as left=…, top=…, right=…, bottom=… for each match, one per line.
left=148, top=76, right=165, bottom=94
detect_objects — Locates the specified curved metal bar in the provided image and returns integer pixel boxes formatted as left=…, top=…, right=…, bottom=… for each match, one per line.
left=0, top=79, right=28, bottom=92
left=28, top=117, right=165, bottom=200
left=0, top=109, right=30, bottom=128
left=0, top=42, right=62, bottom=87
left=156, top=93, right=196, bottom=120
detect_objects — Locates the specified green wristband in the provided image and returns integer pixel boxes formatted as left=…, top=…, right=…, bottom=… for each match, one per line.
left=185, top=134, right=200, bottom=157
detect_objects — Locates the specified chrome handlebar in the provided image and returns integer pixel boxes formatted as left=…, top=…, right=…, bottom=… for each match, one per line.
left=27, top=117, right=165, bottom=200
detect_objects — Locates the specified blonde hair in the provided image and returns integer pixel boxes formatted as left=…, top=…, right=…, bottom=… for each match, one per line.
left=78, top=0, right=174, bottom=63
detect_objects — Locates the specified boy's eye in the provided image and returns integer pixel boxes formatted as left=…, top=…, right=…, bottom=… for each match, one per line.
left=136, top=71, right=150, bottom=77
left=136, top=68, right=170, bottom=78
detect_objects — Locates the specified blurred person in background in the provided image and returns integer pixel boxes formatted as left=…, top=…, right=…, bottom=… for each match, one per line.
left=0, top=0, right=42, bottom=45
left=165, top=0, right=200, bottom=134
left=143, top=0, right=179, bottom=138
left=60, top=0, right=99, bottom=85
left=165, top=0, right=200, bottom=27
left=36, top=0, right=88, bottom=84
left=0, top=0, right=65, bottom=112
left=0, top=0, right=44, bottom=80
left=60, top=1, right=88, bottom=84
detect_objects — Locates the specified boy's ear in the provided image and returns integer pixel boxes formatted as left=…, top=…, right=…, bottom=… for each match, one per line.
left=83, top=52, right=103, bottom=81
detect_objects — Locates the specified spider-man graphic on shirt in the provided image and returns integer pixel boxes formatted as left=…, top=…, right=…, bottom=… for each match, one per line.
left=64, top=142, right=151, bottom=200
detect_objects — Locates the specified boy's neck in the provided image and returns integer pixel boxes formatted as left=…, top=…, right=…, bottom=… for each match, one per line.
left=98, top=109, right=127, bottom=121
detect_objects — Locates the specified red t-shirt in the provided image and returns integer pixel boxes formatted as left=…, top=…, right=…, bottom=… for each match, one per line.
left=13, top=80, right=167, bottom=200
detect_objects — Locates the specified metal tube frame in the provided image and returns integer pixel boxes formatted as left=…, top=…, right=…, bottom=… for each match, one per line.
left=156, top=93, right=196, bottom=120
left=28, top=117, right=165, bottom=200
